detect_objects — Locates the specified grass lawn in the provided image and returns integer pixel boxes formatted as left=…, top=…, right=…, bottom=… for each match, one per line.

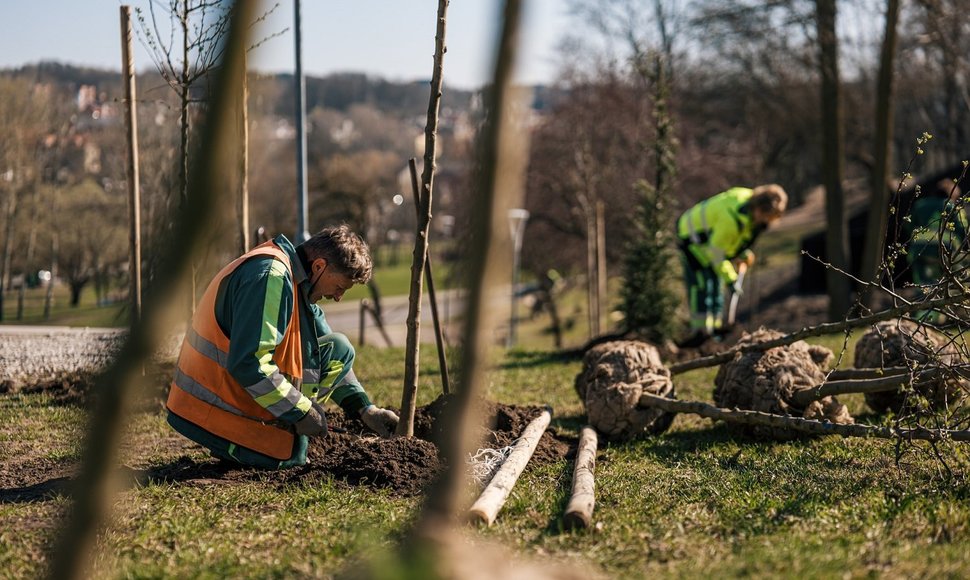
left=2, top=333, right=969, bottom=578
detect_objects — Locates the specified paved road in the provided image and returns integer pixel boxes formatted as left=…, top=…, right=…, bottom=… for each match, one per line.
left=0, top=288, right=476, bottom=350
left=322, top=288, right=467, bottom=348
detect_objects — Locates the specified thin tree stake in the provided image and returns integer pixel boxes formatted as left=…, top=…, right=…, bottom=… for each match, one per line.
left=397, top=0, right=449, bottom=437
left=409, top=157, right=451, bottom=395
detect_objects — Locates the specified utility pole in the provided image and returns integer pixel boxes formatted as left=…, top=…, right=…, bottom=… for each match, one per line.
left=293, top=0, right=309, bottom=242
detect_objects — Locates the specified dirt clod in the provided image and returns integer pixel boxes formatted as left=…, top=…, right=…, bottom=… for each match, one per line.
left=574, top=340, right=676, bottom=441
left=714, top=327, right=852, bottom=440
left=854, top=320, right=967, bottom=413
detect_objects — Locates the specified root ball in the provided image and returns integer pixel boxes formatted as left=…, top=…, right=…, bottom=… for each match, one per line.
left=714, top=328, right=852, bottom=439
left=854, top=320, right=966, bottom=413
left=574, top=340, right=675, bottom=441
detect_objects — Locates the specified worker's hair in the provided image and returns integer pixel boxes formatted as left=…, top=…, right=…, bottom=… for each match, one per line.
left=751, top=184, right=788, bottom=216
left=301, top=224, right=373, bottom=284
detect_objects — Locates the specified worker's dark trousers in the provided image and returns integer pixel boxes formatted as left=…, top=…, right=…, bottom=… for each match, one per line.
left=679, top=245, right=723, bottom=334
left=309, top=332, right=361, bottom=402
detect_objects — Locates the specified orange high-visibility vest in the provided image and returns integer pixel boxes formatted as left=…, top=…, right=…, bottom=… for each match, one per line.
left=167, top=241, right=304, bottom=459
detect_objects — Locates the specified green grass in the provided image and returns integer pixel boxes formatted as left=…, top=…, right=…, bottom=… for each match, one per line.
left=0, top=284, right=128, bottom=328
left=2, top=336, right=970, bottom=578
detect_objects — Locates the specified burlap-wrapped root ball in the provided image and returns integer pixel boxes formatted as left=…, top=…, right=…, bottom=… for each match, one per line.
left=714, top=328, right=852, bottom=440
left=854, top=320, right=967, bottom=413
left=574, top=340, right=676, bottom=441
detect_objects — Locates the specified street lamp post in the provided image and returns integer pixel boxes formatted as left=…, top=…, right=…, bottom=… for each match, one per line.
left=507, top=208, right=530, bottom=348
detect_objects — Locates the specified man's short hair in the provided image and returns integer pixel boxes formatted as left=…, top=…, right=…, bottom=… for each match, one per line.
left=751, top=184, right=788, bottom=216
left=301, top=224, right=373, bottom=284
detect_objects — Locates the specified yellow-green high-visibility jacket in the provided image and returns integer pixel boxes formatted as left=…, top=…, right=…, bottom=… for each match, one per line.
left=677, top=187, right=763, bottom=284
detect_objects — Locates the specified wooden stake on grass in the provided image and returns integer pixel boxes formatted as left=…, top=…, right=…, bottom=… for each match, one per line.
left=637, top=392, right=970, bottom=442
left=397, top=0, right=448, bottom=437
left=563, top=425, right=598, bottom=530
left=468, top=406, right=552, bottom=526
left=409, top=157, right=451, bottom=395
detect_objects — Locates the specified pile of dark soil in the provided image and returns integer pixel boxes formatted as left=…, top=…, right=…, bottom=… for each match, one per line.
left=0, top=390, right=571, bottom=499
left=287, top=396, right=571, bottom=496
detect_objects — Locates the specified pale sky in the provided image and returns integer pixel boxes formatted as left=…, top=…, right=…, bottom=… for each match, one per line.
left=0, top=0, right=572, bottom=90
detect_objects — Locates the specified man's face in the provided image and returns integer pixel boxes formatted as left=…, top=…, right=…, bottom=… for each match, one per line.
left=307, top=259, right=355, bottom=303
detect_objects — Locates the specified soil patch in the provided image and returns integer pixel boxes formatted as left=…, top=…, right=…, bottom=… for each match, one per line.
left=2, top=394, right=572, bottom=499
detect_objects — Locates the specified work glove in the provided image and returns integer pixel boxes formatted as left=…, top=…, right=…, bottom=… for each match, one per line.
left=294, top=401, right=328, bottom=437
left=360, top=405, right=400, bottom=437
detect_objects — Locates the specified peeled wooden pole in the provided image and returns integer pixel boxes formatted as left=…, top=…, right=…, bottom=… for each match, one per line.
left=638, top=393, right=970, bottom=442
left=468, top=406, right=552, bottom=526
left=563, top=425, right=598, bottom=530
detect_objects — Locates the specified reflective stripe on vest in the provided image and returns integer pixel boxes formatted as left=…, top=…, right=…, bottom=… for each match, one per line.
left=167, top=241, right=306, bottom=460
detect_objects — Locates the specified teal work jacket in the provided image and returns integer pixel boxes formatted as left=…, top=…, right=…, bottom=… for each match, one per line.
left=213, top=234, right=371, bottom=424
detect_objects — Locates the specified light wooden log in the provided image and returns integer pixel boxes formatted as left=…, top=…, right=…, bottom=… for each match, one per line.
left=563, top=425, right=598, bottom=530
left=638, top=392, right=970, bottom=442
left=468, top=407, right=552, bottom=526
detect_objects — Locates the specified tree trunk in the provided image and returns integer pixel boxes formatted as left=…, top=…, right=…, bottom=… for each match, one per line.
left=859, top=0, right=899, bottom=307
left=238, top=53, right=250, bottom=254
left=816, top=0, right=852, bottom=319
left=70, top=282, right=83, bottom=307
left=596, top=200, right=607, bottom=334
left=397, top=0, right=449, bottom=438
left=413, top=0, right=526, bottom=533
left=0, top=186, right=16, bottom=321
left=586, top=208, right=600, bottom=337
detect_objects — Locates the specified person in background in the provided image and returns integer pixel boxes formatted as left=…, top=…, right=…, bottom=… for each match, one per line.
left=166, top=224, right=400, bottom=469
left=676, top=184, right=788, bottom=346
left=903, top=179, right=968, bottom=323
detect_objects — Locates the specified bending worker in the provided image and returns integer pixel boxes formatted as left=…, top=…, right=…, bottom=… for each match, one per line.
left=166, top=224, right=400, bottom=469
left=676, top=184, right=788, bottom=345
